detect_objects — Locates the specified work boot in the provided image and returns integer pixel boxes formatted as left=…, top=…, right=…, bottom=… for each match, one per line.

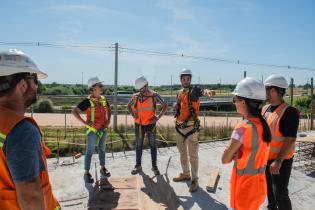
left=173, top=173, right=191, bottom=182
left=152, top=166, right=160, bottom=176
left=189, top=180, right=199, bottom=193
left=131, top=165, right=142, bottom=175
left=100, top=167, right=111, bottom=178
left=84, top=172, right=94, bottom=183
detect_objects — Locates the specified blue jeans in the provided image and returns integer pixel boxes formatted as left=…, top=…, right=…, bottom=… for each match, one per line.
left=84, top=130, right=107, bottom=171
left=135, top=123, right=157, bottom=167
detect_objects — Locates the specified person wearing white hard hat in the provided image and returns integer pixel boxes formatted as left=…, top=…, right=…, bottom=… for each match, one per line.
left=262, top=75, right=299, bottom=210
left=72, top=76, right=111, bottom=183
left=222, top=77, right=271, bottom=210
left=127, top=76, right=168, bottom=175
left=0, top=49, right=60, bottom=209
left=172, top=68, right=215, bottom=193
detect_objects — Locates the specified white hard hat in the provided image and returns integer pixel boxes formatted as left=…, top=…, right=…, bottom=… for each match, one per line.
left=88, top=76, right=103, bottom=88
left=232, top=77, right=266, bottom=101
left=180, top=68, right=192, bottom=77
left=135, top=76, right=148, bottom=90
left=0, top=49, right=47, bottom=79
left=264, top=74, right=288, bottom=89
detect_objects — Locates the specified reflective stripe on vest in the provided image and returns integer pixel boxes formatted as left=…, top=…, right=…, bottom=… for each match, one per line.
left=264, top=103, right=295, bottom=160
left=136, top=97, right=154, bottom=112
left=133, top=95, right=156, bottom=125
left=234, top=121, right=266, bottom=176
left=270, top=103, right=288, bottom=142
left=89, top=95, right=107, bottom=124
left=0, top=132, right=6, bottom=148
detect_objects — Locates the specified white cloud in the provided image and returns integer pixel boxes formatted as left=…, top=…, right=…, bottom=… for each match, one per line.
left=156, top=0, right=194, bottom=20
left=38, top=4, right=125, bottom=16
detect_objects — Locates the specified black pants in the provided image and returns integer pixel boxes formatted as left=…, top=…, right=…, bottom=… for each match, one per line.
left=265, top=157, right=293, bottom=210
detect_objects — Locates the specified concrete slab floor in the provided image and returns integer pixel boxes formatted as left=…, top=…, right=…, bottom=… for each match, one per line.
left=48, top=141, right=315, bottom=210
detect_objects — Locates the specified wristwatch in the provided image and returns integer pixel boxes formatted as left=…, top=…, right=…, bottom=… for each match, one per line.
left=275, top=158, right=283, bottom=164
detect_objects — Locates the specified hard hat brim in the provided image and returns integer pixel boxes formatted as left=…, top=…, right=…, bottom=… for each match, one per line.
left=0, top=65, right=48, bottom=79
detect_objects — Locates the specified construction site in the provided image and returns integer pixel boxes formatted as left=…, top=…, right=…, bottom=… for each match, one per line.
left=1, top=1, right=315, bottom=209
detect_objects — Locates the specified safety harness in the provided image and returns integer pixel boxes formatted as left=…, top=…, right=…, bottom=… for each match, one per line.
left=85, top=95, right=108, bottom=144
left=175, top=87, right=200, bottom=141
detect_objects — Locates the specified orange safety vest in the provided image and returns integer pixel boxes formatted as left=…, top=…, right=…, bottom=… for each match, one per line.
left=131, top=93, right=156, bottom=126
left=230, top=118, right=269, bottom=210
left=0, top=106, right=60, bottom=210
left=176, top=89, right=200, bottom=123
left=262, top=103, right=295, bottom=160
left=86, top=95, right=109, bottom=130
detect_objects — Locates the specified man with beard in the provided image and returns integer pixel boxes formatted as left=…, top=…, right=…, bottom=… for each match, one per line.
left=128, top=76, right=168, bottom=176
left=0, top=49, right=60, bottom=209
left=173, top=68, right=215, bottom=193
left=263, top=75, right=299, bottom=210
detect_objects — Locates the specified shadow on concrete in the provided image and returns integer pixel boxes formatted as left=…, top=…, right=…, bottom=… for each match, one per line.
left=177, top=183, right=228, bottom=210
left=140, top=172, right=182, bottom=210
left=85, top=179, right=120, bottom=210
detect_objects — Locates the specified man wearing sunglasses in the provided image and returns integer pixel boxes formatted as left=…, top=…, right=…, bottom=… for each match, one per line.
left=0, top=49, right=60, bottom=209
left=72, top=77, right=111, bottom=183
left=128, top=76, right=168, bottom=176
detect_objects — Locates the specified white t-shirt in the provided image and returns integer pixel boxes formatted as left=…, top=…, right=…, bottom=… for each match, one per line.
left=231, top=127, right=245, bottom=144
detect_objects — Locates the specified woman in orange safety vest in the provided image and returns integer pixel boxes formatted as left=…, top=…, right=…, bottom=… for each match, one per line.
left=222, top=77, right=271, bottom=210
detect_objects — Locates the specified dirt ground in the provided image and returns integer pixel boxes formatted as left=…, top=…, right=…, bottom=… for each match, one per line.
left=25, top=113, right=243, bottom=128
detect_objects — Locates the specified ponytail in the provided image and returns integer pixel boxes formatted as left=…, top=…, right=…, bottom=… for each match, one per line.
left=244, top=99, right=271, bottom=143
left=258, top=114, right=271, bottom=143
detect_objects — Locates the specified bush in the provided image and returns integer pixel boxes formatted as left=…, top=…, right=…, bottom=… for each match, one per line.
left=35, top=99, right=54, bottom=113
left=294, top=96, right=311, bottom=109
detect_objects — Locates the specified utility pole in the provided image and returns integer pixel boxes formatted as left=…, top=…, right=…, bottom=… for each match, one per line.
left=170, top=75, right=173, bottom=97
left=113, top=43, right=118, bottom=131
left=311, top=77, right=314, bottom=130
left=290, top=78, right=294, bottom=106
left=81, top=72, right=84, bottom=96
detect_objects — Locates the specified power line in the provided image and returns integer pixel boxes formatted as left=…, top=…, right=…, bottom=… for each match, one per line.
left=0, top=41, right=314, bottom=72
left=0, top=41, right=115, bottom=51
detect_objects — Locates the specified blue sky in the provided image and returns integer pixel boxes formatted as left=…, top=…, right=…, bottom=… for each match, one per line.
left=1, top=0, right=314, bottom=85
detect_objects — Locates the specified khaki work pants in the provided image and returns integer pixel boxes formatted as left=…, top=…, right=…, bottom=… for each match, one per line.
left=176, top=127, right=199, bottom=181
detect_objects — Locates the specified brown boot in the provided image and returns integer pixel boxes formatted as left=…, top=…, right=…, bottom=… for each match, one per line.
left=173, top=173, right=191, bottom=182
left=189, top=180, right=199, bottom=193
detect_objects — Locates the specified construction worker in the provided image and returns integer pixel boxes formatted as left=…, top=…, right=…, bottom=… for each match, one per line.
left=72, top=76, right=111, bottom=183
left=0, top=49, right=60, bottom=209
left=263, top=75, right=299, bottom=210
left=128, top=76, right=168, bottom=176
left=173, top=68, right=215, bottom=193
left=222, top=77, right=271, bottom=210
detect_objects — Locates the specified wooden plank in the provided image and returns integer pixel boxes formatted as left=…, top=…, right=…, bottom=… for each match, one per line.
left=206, top=169, right=220, bottom=193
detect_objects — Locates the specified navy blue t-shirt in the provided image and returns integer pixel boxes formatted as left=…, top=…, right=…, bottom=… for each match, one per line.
left=3, top=120, right=45, bottom=183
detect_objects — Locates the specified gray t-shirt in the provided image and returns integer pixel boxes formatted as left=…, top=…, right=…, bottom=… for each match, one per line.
left=3, top=119, right=45, bottom=183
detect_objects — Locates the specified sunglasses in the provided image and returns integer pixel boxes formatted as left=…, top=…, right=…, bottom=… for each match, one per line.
left=24, top=74, right=38, bottom=85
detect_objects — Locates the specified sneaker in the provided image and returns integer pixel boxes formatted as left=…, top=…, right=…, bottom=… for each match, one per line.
left=131, top=165, right=142, bottom=175
left=173, top=173, right=191, bottom=182
left=100, top=167, right=111, bottom=178
left=84, top=173, right=94, bottom=183
left=189, top=180, right=199, bottom=193
left=152, top=166, right=160, bottom=176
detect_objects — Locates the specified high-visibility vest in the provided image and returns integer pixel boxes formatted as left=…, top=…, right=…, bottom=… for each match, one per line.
left=230, top=118, right=269, bottom=210
left=86, top=95, right=108, bottom=130
left=262, top=103, right=295, bottom=160
left=0, top=106, right=60, bottom=210
left=131, top=93, right=156, bottom=126
left=176, top=89, right=200, bottom=123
